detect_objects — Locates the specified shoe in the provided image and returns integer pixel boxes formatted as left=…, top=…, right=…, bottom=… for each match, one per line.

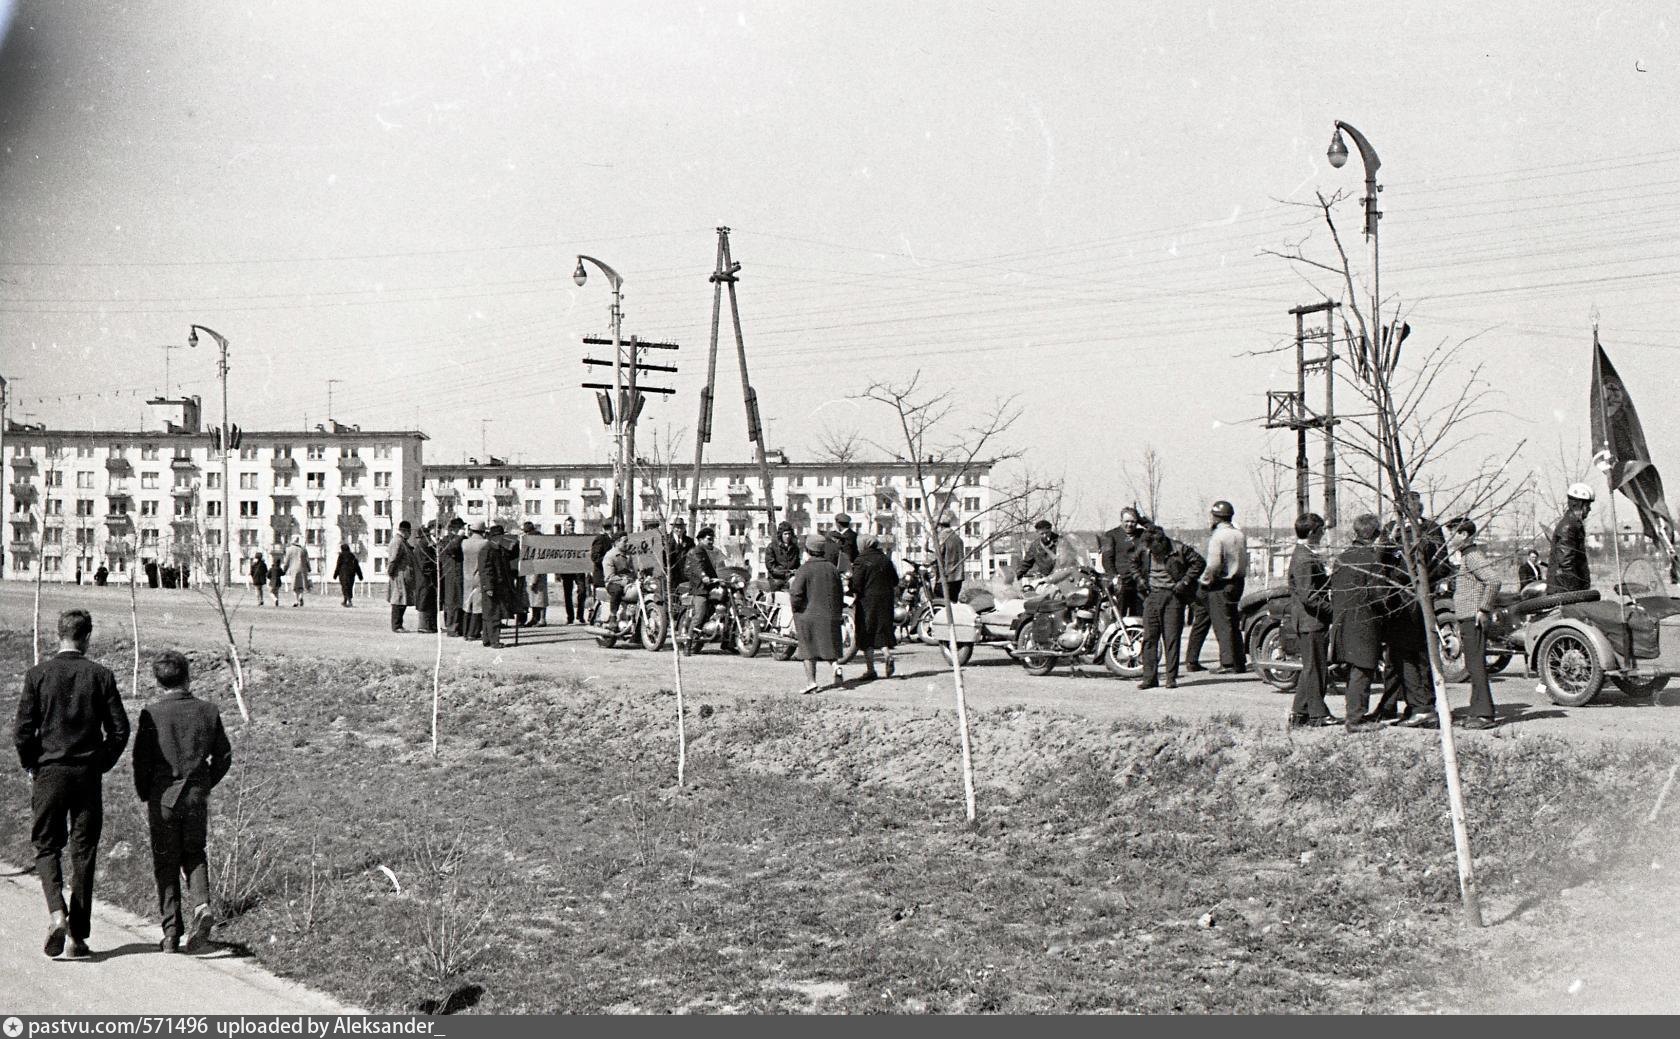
left=1458, top=717, right=1498, bottom=731
left=44, top=911, right=67, bottom=957
left=1184, top=664, right=1207, bottom=673
left=1162, top=678, right=1178, bottom=689
left=884, top=657, right=896, bottom=678
left=833, top=667, right=845, bottom=685
left=1345, top=721, right=1382, bottom=734
left=1290, top=714, right=1341, bottom=728
left=1137, top=679, right=1159, bottom=690
left=861, top=669, right=879, bottom=681
left=800, top=683, right=820, bottom=695
left=1214, top=665, right=1247, bottom=675
left=64, top=939, right=91, bottom=960
left=186, top=903, right=213, bottom=951
left=159, top=935, right=180, bottom=954
left=1400, top=713, right=1440, bottom=729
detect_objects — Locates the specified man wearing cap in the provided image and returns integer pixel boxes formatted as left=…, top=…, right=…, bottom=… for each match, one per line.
left=1187, top=500, right=1248, bottom=674
left=1132, top=525, right=1206, bottom=689
left=1547, top=483, right=1595, bottom=593
left=1015, top=520, right=1060, bottom=581
left=1447, top=517, right=1501, bottom=730
left=439, top=518, right=466, bottom=636
left=1099, top=507, right=1148, bottom=617
left=663, top=517, right=694, bottom=590
left=460, top=522, right=489, bottom=641
left=478, top=524, right=512, bottom=649
left=387, top=521, right=414, bottom=632
left=765, top=520, right=802, bottom=590
left=935, top=513, right=967, bottom=602
left=680, top=527, right=721, bottom=653
left=827, top=513, right=860, bottom=575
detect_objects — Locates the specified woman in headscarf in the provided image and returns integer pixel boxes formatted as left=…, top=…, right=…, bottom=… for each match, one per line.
left=789, top=532, right=845, bottom=693
left=849, top=532, right=900, bottom=679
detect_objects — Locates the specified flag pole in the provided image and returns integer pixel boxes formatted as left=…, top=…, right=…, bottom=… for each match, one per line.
left=1593, top=326, right=1628, bottom=617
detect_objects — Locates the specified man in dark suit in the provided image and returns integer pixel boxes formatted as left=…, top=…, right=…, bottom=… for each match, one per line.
left=1287, top=513, right=1338, bottom=727
left=439, top=517, right=466, bottom=635
left=1099, top=507, right=1148, bottom=617
left=133, top=651, right=233, bottom=953
left=1517, top=549, right=1544, bottom=588
left=1330, top=514, right=1394, bottom=733
left=13, top=609, right=131, bottom=958
left=1132, top=526, right=1206, bottom=689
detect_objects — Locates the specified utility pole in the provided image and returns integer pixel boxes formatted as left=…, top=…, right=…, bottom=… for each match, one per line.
left=480, top=418, right=490, bottom=460
left=188, top=325, right=233, bottom=588
left=327, top=379, right=341, bottom=424
left=1267, top=301, right=1340, bottom=528
left=688, top=227, right=779, bottom=538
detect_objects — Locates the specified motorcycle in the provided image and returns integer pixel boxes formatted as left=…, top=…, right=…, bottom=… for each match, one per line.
left=674, top=566, right=762, bottom=656
left=1007, top=567, right=1146, bottom=678
left=752, top=581, right=857, bottom=662
left=896, top=560, right=940, bottom=645
left=584, top=572, right=669, bottom=651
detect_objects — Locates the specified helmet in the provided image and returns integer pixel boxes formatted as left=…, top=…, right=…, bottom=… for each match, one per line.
left=1566, top=482, right=1596, bottom=503
left=1210, top=500, right=1235, bottom=520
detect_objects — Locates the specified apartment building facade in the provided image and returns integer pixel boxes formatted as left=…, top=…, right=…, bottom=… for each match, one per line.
left=3, top=407, right=426, bottom=585
left=423, top=458, right=999, bottom=580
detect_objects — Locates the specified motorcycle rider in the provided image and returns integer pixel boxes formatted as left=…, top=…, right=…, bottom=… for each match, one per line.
left=765, top=520, right=802, bottom=590
left=1016, top=520, right=1061, bottom=582
left=935, top=513, right=967, bottom=602
left=1546, top=483, right=1595, bottom=593
left=1132, top=524, right=1206, bottom=690
left=1099, top=507, right=1148, bottom=617
left=681, top=527, right=722, bottom=654
left=600, top=530, right=637, bottom=631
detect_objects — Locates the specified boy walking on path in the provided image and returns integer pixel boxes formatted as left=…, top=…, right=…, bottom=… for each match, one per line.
left=132, top=650, right=234, bottom=953
left=14, top=609, right=131, bottom=959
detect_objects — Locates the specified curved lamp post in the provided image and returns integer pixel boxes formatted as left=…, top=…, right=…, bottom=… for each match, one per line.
left=573, top=255, right=629, bottom=526
left=187, top=324, right=232, bottom=589
left=1326, top=121, right=1383, bottom=368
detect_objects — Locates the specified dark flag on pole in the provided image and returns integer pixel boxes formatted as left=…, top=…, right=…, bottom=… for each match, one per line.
left=1591, top=334, right=1680, bottom=577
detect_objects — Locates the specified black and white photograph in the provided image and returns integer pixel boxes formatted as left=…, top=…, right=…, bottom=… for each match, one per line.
left=2, top=0, right=1679, bottom=1018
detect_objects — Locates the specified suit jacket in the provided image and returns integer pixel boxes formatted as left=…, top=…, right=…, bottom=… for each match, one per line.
left=827, top=528, right=859, bottom=574
left=1288, top=542, right=1333, bottom=634
left=936, top=528, right=967, bottom=586
left=1517, top=559, right=1543, bottom=586
left=1131, top=540, right=1206, bottom=600
left=1330, top=542, right=1396, bottom=670
left=14, top=651, right=130, bottom=772
left=386, top=537, right=412, bottom=605
left=1547, top=511, right=1590, bottom=592
left=333, top=549, right=362, bottom=584
left=132, top=690, right=232, bottom=808
left=765, top=536, right=802, bottom=584
left=1016, top=538, right=1061, bottom=580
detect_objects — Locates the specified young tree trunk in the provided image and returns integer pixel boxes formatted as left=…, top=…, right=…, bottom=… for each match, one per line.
left=927, top=506, right=977, bottom=822
left=129, top=555, right=141, bottom=697
left=431, top=544, right=443, bottom=758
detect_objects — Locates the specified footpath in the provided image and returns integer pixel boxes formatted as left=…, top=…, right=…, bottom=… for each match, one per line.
left=0, top=863, right=359, bottom=1015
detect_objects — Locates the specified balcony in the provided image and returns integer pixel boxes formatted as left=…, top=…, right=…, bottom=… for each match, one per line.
left=270, top=515, right=298, bottom=539
left=271, top=456, right=298, bottom=475
left=104, top=512, right=134, bottom=532
left=728, top=485, right=755, bottom=502
left=337, top=455, right=366, bottom=474
left=9, top=454, right=37, bottom=474
left=492, top=487, right=518, bottom=504
left=170, top=485, right=197, bottom=499
left=104, top=456, right=133, bottom=476
left=170, top=455, right=199, bottom=473
left=10, top=481, right=37, bottom=503
left=580, top=484, right=607, bottom=500
left=337, top=514, right=367, bottom=535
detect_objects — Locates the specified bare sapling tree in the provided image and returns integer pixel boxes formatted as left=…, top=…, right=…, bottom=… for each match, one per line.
left=191, top=518, right=251, bottom=723
left=1270, top=189, right=1532, bottom=927
left=1121, top=443, right=1166, bottom=522
left=31, top=443, right=62, bottom=664
left=125, top=533, right=141, bottom=697
left=856, top=374, right=1047, bottom=823
left=635, top=426, right=691, bottom=788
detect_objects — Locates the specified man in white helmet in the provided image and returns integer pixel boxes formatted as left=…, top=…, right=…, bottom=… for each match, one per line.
left=1547, top=483, right=1595, bottom=593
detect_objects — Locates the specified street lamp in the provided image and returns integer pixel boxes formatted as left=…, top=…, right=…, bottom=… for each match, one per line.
left=1326, top=121, right=1385, bottom=519
left=187, top=324, right=232, bottom=590
left=573, top=254, right=631, bottom=527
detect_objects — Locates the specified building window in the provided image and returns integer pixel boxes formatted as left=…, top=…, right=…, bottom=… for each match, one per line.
left=141, top=501, right=159, bottom=518
left=374, top=529, right=391, bottom=546
left=306, top=501, right=325, bottom=519
left=306, top=472, right=325, bottom=490
left=173, top=498, right=192, bottom=518
left=556, top=477, right=571, bottom=490
left=306, top=527, right=323, bottom=546
left=962, top=473, right=981, bottom=487
left=76, top=445, right=94, bottom=459
left=467, top=477, right=483, bottom=489
left=466, top=499, right=483, bottom=515
left=817, top=475, right=833, bottom=487
left=846, top=475, right=865, bottom=488
left=524, top=478, right=541, bottom=490
left=373, top=472, right=391, bottom=489
left=275, top=474, right=293, bottom=489
left=817, top=498, right=835, bottom=514
left=206, top=501, right=222, bottom=518
left=206, top=472, right=221, bottom=490
left=845, top=497, right=864, bottom=513
left=963, top=497, right=981, bottom=512
left=75, top=500, right=95, bottom=517
left=340, top=446, right=359, bottom=459
left=496, top=476, right=513, bottom=489
left=238, top=529, right=259, bottom=548
left=141, top=529, right=159, bottom=546
left=239, top=445, right=259, bottom=460
left=240, top=501, right=259, bottom=518
left=75, top=471, right=94, bottom=489
left=373, top=445, right=392, bottom=460
left=204, top=529, right=221, bottom=547
left=342, top=473, right=360, bottom=488
left=964, top=521, right=981, bottom=537
left=553, top=499, right=570, bottom=515
left=173, top=470, right=194, bottom=489
left=45, top=499, right=63, bottom=516
left=45, top=471, right=63, bottom=487
left=905, top=497, right=923, bottom=513
left=374, top=500, right=392, bottom=517
left=302, top=445, right=323, bottom=461
left=907, top=521, right=923, bottom=539
left=790, top=475, right=804, bottom=487
left=525, top=500, right=542, bottom=515
left=276, top=444, right=293, bottom=458
left=43, top=527, right=62, bottom=545
left=236, top=473, right=255, bottom=489
left=141, top=445, right=159, bottom=460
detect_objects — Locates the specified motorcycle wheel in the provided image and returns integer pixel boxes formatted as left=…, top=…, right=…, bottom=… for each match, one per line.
left=640, top=604, right=668, bottom=653
left=1102, top=620, right=1146, bottom=679
left=1537, top=627, right=1605, bottom=707
left=594, top=635, right=618, bottom=649
left=1612, top=675, right=1669, bottom=699
left=940, top=641, right=974, bottom=667
left=1013, top=627, right=1057, bottom=676
left=839, top=613, right=859, bottom=664
left=772, top=642, right=797, bottom=662
left=733, top=616, right=762, bottom=658
left=1488, top=653, right=1513, bottom=674
left=915, top=609, right=937, bottom=645
left=1436, top=610, right=1469, bottom=683
left=1252, top=623, right=1299, bottom=693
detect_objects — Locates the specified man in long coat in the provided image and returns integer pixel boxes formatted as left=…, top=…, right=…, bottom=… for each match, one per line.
left=935, top=515, right=967, bottom=602
left=478, top=525, right=513, bottom=649
left=249, top=554, right=269, bottom=606
left=1330, top=513, right=1394, bottom=732
left=332, top=543, right=362, bottom=607
left=412, top=525, right=439, bottom=634
left=386, top=521, right=413, bottom=632
left=790, top=533, right=845, bottom=693
left=850, top=532, right=900, bottom=680
left=460, top=523, right=489, bottom=641
left=1287, top=513, right=1337, bottom=727
left=438, top=518, right=466, bottom=635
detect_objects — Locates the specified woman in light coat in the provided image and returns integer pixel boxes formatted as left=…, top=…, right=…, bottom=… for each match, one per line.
left=282, top=537, right=310, bottom=607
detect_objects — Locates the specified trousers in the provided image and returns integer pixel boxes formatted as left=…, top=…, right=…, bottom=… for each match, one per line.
left=1141, top=588, right=1185, bottom=682
left=1186, top=577, right=1246, bottom=669
left=1461, top=619, right=1496, bottom=720
left=31, top=763, right=103, bottom=941
left=1290, top=628, right=1333, bottom=719
left=147, top=786, right=210, bottom=938
left=561, top=574, right=586, bottom=622
left=1344, top=664, right=1377, bottom=726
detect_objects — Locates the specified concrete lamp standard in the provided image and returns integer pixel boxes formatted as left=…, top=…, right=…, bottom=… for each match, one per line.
left=573, top=255, right=630, bottom=526
left=187, top=323, right=233, bottom=590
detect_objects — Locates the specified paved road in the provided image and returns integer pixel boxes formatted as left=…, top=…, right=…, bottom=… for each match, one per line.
left=5, top=581, right=1679, bottom=742
left=0, top=863, right=359, bottom=1014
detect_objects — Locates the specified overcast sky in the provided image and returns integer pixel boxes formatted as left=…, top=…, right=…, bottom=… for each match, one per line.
left=1, top=1, right=1675, bottom=528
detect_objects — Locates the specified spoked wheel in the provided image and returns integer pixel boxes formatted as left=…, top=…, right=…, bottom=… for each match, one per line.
left=839, top=613, right=859, bottom=663
left=732, top=616, right=762, bottom=658
left=1253, top=623, right=1299, bottom=693
left=1013, top=627, right=1058, bottom=677
left=1102, top=620, right=1146, bottom=679
left=940, top=641, right=975, bottom=667
left=1537, top=628, right=1606, bottom=707
left=1437, top=613, right=1468, bottom=683
left=640, top=604, right=668, bottom=652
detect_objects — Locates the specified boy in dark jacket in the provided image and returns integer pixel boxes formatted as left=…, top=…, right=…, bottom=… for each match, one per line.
left=133, top=651, right=233, bottom=953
